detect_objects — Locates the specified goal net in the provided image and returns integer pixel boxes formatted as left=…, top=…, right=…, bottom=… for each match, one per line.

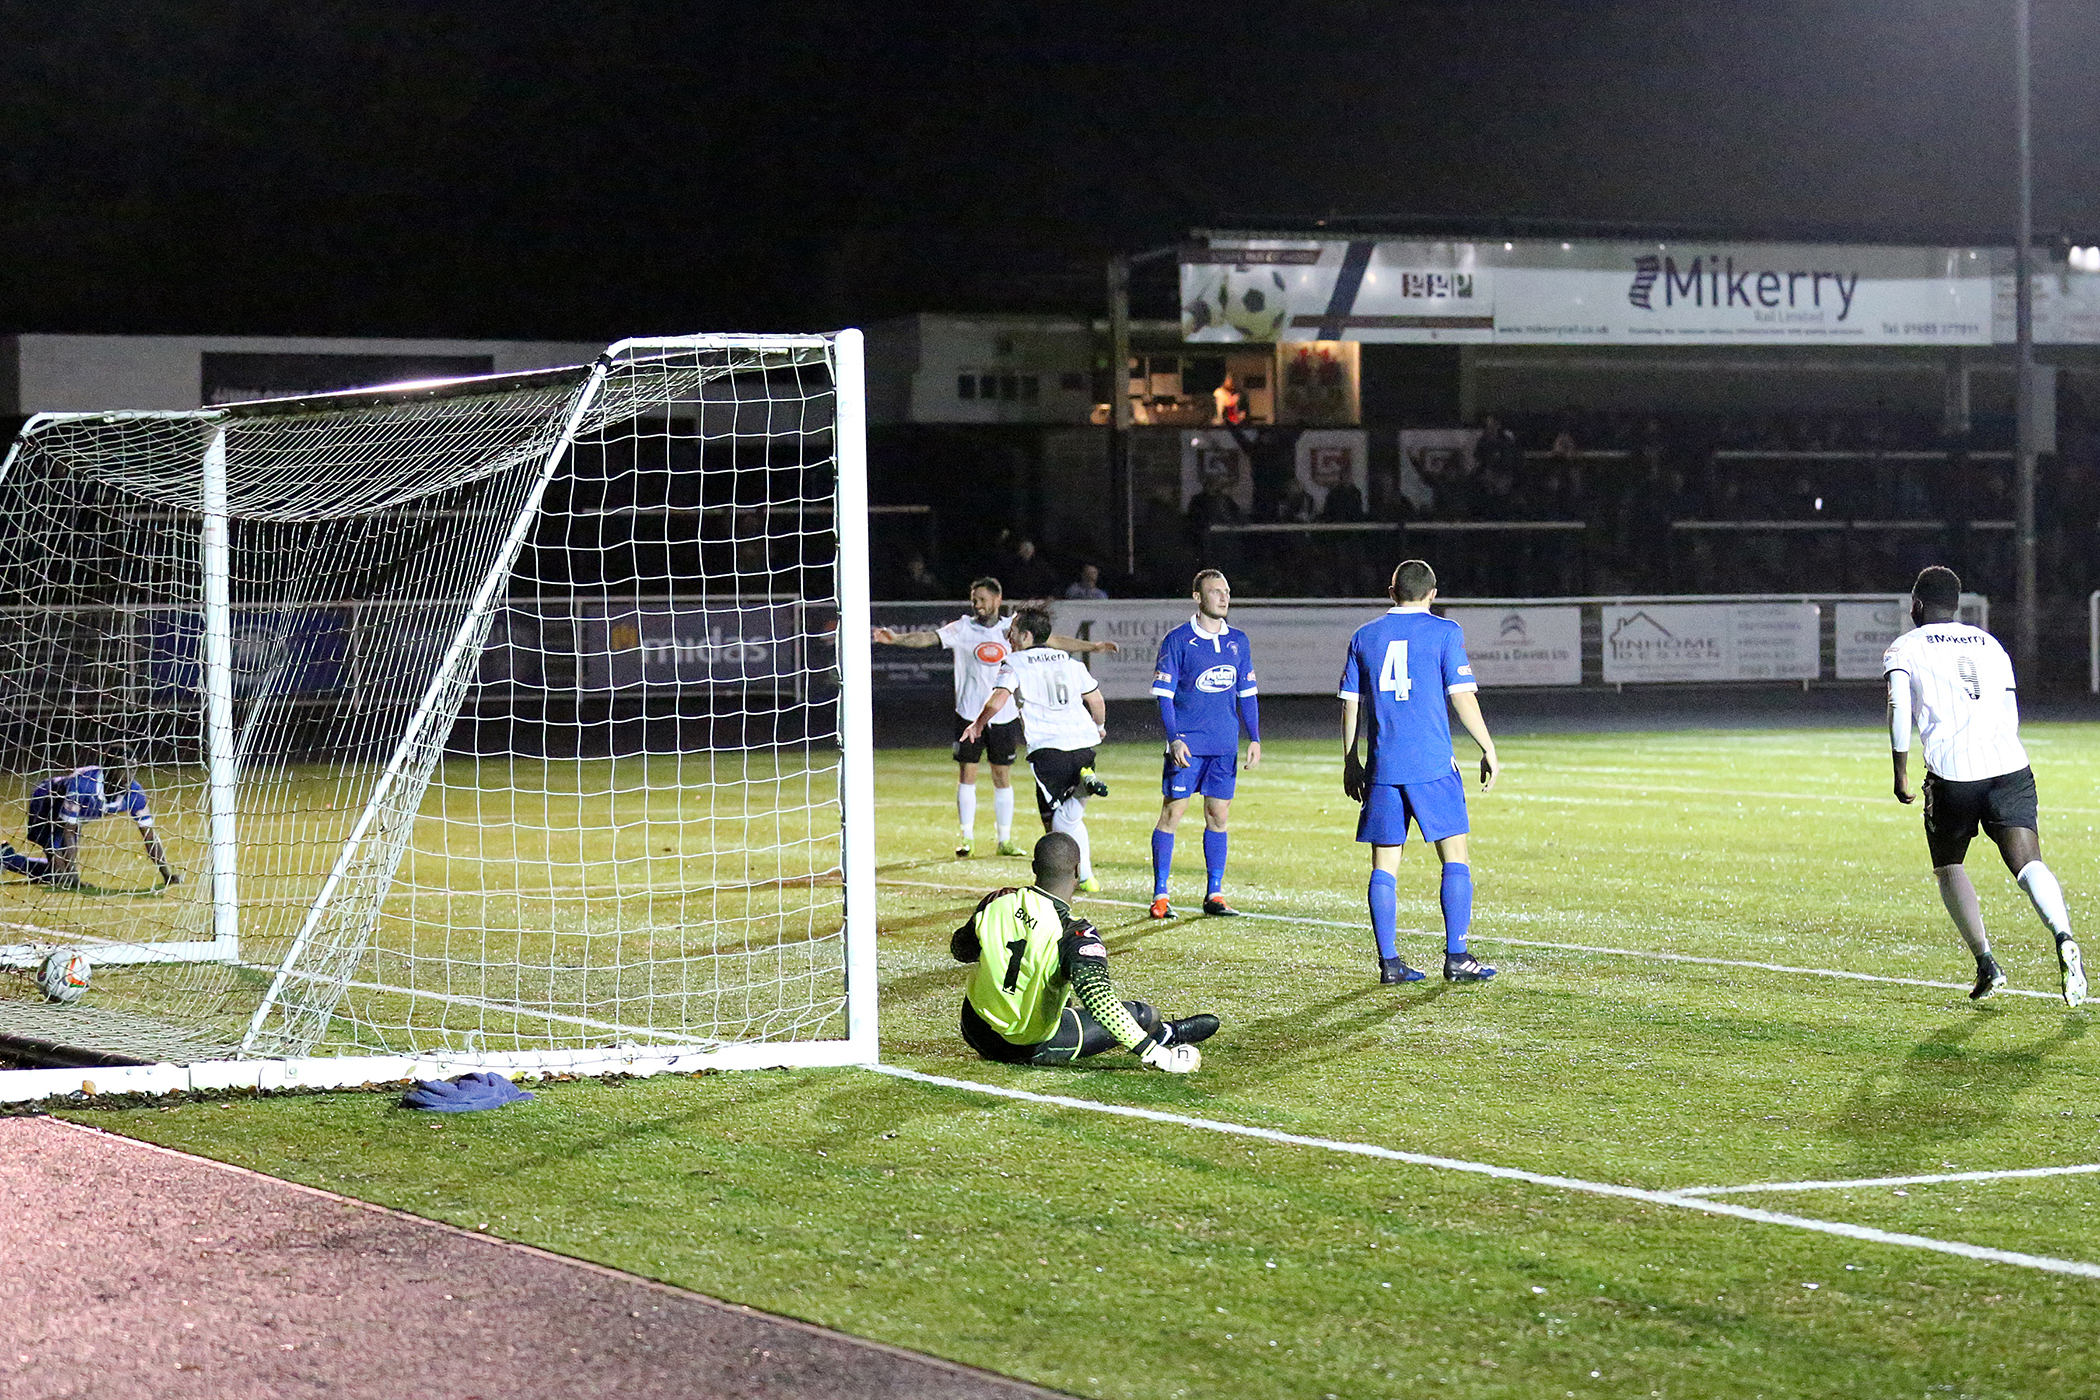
left=0, top=333, right=876, bottom=1094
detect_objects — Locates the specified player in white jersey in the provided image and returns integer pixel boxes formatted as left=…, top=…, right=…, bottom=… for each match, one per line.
left=1884, top=565, right=2084, bottom=1006
left=962, top=607, right=1109, bottom=891
left=873, top=576, right=1116, bottom=858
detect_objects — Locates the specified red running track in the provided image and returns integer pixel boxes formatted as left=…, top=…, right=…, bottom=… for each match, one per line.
left=0, top=1116, right=1066, bottom=1400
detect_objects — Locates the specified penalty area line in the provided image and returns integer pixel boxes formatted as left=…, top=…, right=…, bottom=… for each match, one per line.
left=868, top=1063, right=2100, bottom=1282
left=874, top=875, right=2061, bottom=1002
left=1677, top=1162, right=2100, bottom=1196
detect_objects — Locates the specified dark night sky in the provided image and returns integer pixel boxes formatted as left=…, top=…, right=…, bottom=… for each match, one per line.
left=3, top=1, right=2097, bottom=340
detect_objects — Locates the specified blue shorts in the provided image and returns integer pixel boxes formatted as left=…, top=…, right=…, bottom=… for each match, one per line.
left=1357, top=770, right=1469, bottom=846
left=1162, top=751, right=1238, bottom=802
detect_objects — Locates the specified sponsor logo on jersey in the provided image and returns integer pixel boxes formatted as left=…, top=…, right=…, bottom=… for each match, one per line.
left=1195, top=664, right=1238, bottom=693
left=974, top=641, right=1008, bottom=664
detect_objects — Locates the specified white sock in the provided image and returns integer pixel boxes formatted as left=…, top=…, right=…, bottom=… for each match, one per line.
left=1052, top=796, right=1092, bottom=880
left=993, top=785, right=1015, bottom=841
left=1935, top=865, right=1991, bottom=959
left=2016, top=860, right=2074, bottom=943
left=956, top=783, right=977, bottom=833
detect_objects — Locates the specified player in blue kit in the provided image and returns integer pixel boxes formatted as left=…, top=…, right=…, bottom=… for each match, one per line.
left=1148, top=570, right=1261, bottom=919
left=1338, top=560, right=1499, bottom=984
left=1, top=755, right=181, bottom=889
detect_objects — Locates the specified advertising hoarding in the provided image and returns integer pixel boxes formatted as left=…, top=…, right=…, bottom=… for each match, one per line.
left=577, top=602, right=802, bottom=692
left=1834, top=600, right=1913, bottom=681
left=1443, top=607, right=1582, bottom=687
left=1184, top=238, right=1998, bottom=346
left=1601, top=603, right=1819, bottom=683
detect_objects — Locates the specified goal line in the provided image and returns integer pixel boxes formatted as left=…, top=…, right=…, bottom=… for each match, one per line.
left=869, top=1063, right=2100, bottom=1282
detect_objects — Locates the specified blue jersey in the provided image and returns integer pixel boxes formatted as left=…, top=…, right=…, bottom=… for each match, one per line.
left=29, top=767, right=155, bottom=829
left=1152, top=617, right=1258, bottom=756
left=1338, top=609, right=1477, bottom=785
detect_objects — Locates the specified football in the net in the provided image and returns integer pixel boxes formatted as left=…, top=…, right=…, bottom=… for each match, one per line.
left=37, top=948, right=91, bottom=1004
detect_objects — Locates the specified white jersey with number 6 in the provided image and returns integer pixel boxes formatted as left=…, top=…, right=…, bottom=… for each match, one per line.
left=991, top=646, right=1101, bottom=752
left=1882, top=621, right=2026, bottom=782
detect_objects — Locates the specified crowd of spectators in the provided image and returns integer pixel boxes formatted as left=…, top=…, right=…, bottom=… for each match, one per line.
left=875, top=404, right=2100, bottom=602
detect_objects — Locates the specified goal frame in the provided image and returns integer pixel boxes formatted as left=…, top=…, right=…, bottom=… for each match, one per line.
left=0, top=330, right=879, bottom=1101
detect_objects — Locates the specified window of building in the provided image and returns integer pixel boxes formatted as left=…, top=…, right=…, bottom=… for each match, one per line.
left=957, top=374, right=976, bottom=400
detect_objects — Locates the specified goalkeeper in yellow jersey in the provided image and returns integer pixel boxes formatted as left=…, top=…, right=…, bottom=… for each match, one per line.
left=952, top=831, right=1219, bottom=1071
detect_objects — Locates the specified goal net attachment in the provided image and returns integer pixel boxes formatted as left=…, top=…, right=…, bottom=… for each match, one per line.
left=0, top=333, right=877, bottom=1096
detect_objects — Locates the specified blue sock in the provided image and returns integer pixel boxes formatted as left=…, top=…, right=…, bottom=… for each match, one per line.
left=0, top=843, right=43, bottom=876
left=1368, top=870, right=1399, bottom=960
left=1150, top=828, right=1174, bottom=898
left=1203, top=828, right=1227, bottom=897
left=1440, top=862, right=1473, bottom=956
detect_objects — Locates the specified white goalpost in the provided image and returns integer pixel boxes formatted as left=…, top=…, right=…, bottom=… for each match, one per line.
left=0, top=332, right=877, bottom=1101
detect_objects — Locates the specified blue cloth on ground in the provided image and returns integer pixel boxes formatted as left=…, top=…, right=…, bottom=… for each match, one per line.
left=402, top=1071, right=535, bottom=1112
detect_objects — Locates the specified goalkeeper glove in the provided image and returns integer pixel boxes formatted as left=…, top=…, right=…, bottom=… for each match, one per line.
left=1343, top=749, right=1366, bottom=803
left=1138, top=1040, right=1201, bottom=1073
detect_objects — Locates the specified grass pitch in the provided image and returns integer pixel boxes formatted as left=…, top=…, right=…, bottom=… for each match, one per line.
left=57, top=721, right=2100, bottom=1398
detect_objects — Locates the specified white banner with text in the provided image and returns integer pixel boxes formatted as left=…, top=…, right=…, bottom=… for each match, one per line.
left=1601, top=603, right=1820, bottom=683
left=1183, top=238, right=2004, bottom=346
left=1442, top=606, right=1583, bottom=686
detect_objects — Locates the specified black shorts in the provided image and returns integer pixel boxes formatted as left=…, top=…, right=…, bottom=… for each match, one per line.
left=1028, top=746, right=1096, bottom=823
left=1923, top=766, right=2039, bottom=868
left=953, top=713, right=1021, bottom=767
left=960, top=998, right=1162, bottom=1065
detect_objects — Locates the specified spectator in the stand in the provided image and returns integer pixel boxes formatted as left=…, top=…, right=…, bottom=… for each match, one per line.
left=901, top=553, right=945, bottom=599
left=1546, top=430, right=1583, bottom=518
left=1311, top=453, right=1366, bottom=522
left=1621, top=457, right=1685, bottom=590
left=1063, top=563, right=1110, bottom=600
left=1186, top=459, right=1247, bottom=534
left=1476, top=415, right=1523, bottom=496
left=1225, top=423, right=1298, bottom=521
left=1396, top=448, right=1437, bottom=519
left=1213, top=372, right=1247, bottom=426
left=1433, top=449, right=1482, bottom=520
left=1185, top=457, right=1247, bottom=575
left=1003, top=538, right=1060, bottom=601
left=1277, top=477, right=1318, bottom=523
left=1473, top=442, right=1515, bottom=520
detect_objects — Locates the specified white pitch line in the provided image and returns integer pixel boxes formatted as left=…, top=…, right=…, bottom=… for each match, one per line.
left=869, top=1063, right=2100, bottom=1281
left=1677, top=1163, right=2100, bottom=1196
left=875, top=875, right=2066, bottom=1002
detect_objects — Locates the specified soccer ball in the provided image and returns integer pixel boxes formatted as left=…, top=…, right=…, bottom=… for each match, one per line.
left=1217, top=267, right=1292, bottom=342
left=37, top=948, right=91, bottom=1004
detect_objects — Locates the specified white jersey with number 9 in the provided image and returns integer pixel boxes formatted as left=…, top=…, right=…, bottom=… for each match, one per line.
left=1882, top=621, right=2026, bottom=782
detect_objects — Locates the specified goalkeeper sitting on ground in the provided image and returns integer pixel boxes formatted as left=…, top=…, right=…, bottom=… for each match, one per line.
left=1, top=755, right=180, bottom=889
left=953, top=831, right=1218, bottom=1072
